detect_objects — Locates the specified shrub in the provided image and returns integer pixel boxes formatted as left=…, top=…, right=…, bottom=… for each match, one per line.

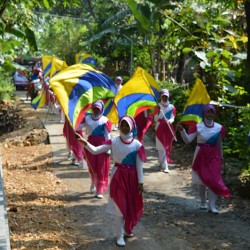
left=0, top=74, right=15, bottom=102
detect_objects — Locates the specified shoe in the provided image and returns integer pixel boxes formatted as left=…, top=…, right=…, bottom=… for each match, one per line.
left=125, top=232, right=134, bottom=238
left=116, top=237, right=125, bottom=247
left=95, top=194, right=104, bottom=199
left=163, top=168, right=170, bottom=173
left=67, top=152, right=73, bottom=161
left=90, top=183, right=96, bottom=193
left=209, top=208, right=219, bottom=214
left=71, top=159, right=79, bottom=166
left=199, top=203, right=208, bottom=210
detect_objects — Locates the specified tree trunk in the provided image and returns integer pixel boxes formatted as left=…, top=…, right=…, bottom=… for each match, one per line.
left=0, top=0, right=7, bottom=17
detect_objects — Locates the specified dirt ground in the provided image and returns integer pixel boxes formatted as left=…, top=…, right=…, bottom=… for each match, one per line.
left=0, top=91, right=250, bottom=250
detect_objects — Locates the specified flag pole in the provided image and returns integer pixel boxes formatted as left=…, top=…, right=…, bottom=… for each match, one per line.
left=159, top=108, right=177, bottom=141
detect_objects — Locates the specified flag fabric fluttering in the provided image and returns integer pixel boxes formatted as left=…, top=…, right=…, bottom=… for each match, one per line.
left=179, top=78, right=211, bottom=126
left=102, top=98, right=119, bottom=123
left=75, top=53, right=97, bottom=68
left=50, top=57, right=68, bottom=78
left=31, top=88, right=46, bottom=110
left=112, top=67, right=160, bottom=120
left=49, top=64, right=117, bottom=130
left=42, top=56, right=53, bottom=78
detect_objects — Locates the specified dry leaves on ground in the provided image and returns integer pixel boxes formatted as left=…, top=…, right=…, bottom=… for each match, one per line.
left=1, top=98, right=77, bottom=250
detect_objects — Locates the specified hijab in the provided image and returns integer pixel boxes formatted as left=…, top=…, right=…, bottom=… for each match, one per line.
left=91, top=100, right=104, bottom=120
left=119, top=115, right=137, bottom=142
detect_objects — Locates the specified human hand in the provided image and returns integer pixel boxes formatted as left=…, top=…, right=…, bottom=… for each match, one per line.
left=138, top=183, right=144, bottom=194
left=75, top=133, right=87, bottom=146
left=165, top=118, right=170, bottom=124
left=176, top=124, right=184, bottom=132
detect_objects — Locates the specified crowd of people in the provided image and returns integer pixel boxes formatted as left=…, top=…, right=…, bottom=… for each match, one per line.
left=73, top=82, right=229, bottom=247
left=31, top=71, right=230, bottom=247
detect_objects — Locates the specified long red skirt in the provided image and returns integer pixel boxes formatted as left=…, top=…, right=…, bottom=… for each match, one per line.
left=84, top=135, right=110, bottom=195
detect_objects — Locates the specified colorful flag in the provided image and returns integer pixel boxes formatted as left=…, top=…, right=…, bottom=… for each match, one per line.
left=179, top=78, right=211, bottom=126
left=113, top=67, right=160, bottom=119
left=50, top=57, right=68, bottom=77
left=31, top=88, right=46, bottom=110
left=75, top=53, right=97, bottom=67
left=49, top=64, right=117, bottom=130
left=42, top=56, right=53, bottom=78
left=103, top=98, right=119, bottom=124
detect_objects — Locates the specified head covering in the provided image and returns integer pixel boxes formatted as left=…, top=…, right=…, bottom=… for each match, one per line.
left=115, top=76, right=123, bottom=84
left=91, top=100, right=104, bottom=119
left=203, top=103, right=216, bottom=114
left=119, top=115, right=137, bottom=137
left=160, top=89, right=169, bottom=97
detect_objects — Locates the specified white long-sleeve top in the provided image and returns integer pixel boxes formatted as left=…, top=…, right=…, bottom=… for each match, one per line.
left=180, top=121, right=224, bottom=158
left=154, top=102, right=175, bottom=130
left=85, top=136, right=144, bottom=183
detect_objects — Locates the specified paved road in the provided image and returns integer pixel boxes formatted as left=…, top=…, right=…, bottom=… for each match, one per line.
left=2, top=91, right=250, bottom=250
left=41, top=99, right=250, bottom=250
left=39, top=99, right=196, bottom=250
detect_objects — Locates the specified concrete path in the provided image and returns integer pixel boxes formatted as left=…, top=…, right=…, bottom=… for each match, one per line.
left=41, top=108, right=196, bottom=250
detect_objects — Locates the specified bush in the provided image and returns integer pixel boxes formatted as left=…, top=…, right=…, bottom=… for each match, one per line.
left=0, top=74, right=15, bottom=102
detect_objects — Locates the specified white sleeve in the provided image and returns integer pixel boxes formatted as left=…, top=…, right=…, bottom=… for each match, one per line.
left=180, top=129, right=197, bottom=144
left=85, top=143, right=111, bottom=155
left=136, top=155, right=144, bottom=184
left=168, top=116, right=175, bottom=124
left=168, top=108, right=175, bottom=124
left=105, top=127, right=111, bottom=140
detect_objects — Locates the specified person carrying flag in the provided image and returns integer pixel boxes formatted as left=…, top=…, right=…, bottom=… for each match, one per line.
left=78, top=100, right=112, bottom=199
left=76, top=115, right=145, bottom=247
left=63, top=117, right=85, bottom=167
left=176, top=104, right=230, bottom=214
left=154, top=89, right=176, bottom=173
left=113, top=76, right=123, bottom=131
left=135, top=108, right=155, bottom=143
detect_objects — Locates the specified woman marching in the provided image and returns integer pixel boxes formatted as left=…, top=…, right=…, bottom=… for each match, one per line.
left=78, top=100, right=112, bottom=199
left=154, top=89, right=176, bottom=173
left=76, top=115, right=146, bottom=247
left=177, top=103, right=230, bottom=214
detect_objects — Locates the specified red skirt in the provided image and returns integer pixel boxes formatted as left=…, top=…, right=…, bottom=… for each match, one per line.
left=155, top=119, right=175, bottom=159
left=63, top=120, right=83, bottom=161
left=110, top=164, right=143, bottom=235
left=84, top=135, right=110, bottom=194
left=192, top=144, right=230, bottom=198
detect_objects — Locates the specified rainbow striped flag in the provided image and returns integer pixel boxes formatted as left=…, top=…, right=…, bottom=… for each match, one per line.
left=75, top=53, right=97, bottom=68
left=50, top=57, right=68, bottom=77
left=31, top=88, right=46, bottom=110
left=113, top=67, right=160, bottom=120
left=179, top=78, right=211, bottom=126
left=49, top=64, right=117, bottom=130
left=42, top=56, right=53, bottom=78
